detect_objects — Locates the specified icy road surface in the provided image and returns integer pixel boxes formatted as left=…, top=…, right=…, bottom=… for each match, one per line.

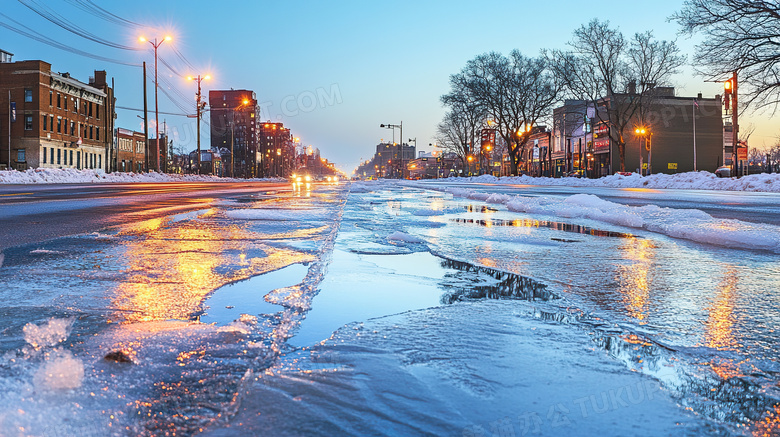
left=1, top=180, right=779, bottom=436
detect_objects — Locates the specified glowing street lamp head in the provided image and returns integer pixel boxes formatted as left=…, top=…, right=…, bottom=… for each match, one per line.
left=204, top=74, right=211, bottom=80
left=139, top=36, right=147, bottom=43
left=242, top=98, right=250, bottom=105
left=164, top=35, right=172, bottom=42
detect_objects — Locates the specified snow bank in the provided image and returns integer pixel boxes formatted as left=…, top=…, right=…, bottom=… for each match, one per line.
left=445, top=171, right=780, bottom=193
left=0, top=168, right=282, bottom=184
left=449, top=189, right=780, bottom=252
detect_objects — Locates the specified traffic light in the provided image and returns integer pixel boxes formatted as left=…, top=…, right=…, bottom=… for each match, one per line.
left=724, top=79, right=732, bottom=111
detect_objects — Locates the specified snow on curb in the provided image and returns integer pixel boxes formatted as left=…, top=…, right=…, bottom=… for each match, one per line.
left=0, top=168, right=284, bottom=184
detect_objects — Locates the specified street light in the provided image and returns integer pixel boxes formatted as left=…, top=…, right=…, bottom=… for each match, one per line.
left=380, top=122, right=403, bottom=178
left=634, top=127, right=652, bottom=175
left=187, top=74, right=210, bottom=175
left=140, top=35, right=171, bottom=172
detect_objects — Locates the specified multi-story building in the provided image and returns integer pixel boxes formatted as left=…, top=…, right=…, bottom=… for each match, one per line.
left=258, top=122, right=294, bottom=177
left=371, top=142, right=416, bottom=178
left=116, top=128, right=146, bottom=173
left=209, top=89, right=258, bottom=178
left=0, top=54, right=115, bottom=171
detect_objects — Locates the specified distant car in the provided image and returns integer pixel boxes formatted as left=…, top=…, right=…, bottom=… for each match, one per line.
left=715, top=166, right=731, bottom=178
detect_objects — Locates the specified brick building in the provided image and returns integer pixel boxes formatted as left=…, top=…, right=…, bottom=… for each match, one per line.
left=0, top=55, right=114, bottom=171
left=116, top=128, right=146, bottom=173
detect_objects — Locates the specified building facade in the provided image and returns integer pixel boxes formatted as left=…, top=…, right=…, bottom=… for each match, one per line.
left=259, top=122, right=294, bottom=178
left=552, top=89, right=723, bottom=177
left=0, top=57, right=114, bottom=171
left=209, top=89, right=258, bottom=178
left=116, top=128, right=146, bottom=173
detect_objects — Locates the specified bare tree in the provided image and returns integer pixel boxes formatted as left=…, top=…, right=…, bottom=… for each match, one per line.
left=438, top=85, right=486, bottom=169
left=673, top=0, right=780, bottom=110
left=548, top=20, right=685, bottom=172
left=446, top=51, right=561, bottom=175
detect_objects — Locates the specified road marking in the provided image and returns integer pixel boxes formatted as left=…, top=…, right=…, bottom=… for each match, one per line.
left=0, top=192, right=33, bottom=197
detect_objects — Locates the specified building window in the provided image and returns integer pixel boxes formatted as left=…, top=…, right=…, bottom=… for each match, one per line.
left=98, top=155, right=101, bottom=169
left=50, top=115, right=54, bottom=131
left=57, top=94, right=61, bottom=108
left=64, top=96, right=68, bottom=111
left=49, top=91, right=53, bottom=106
left=50, top=148, right=54, bottom=164
left=43, top=147, right=47, bottom=164
left=89, top=102, right=93, bottom=117
left=70, top=121, right=75, bottom=136
left=24, top=89, right=33, bottom=103
left=57, top=149, right=61, bottom=165
left=42, top=115, right=47, bottom=131
left=89, top=126, right=93, bottom=139
left=24, top=115, right=33, bottom=130
left=63, top=149, right=68, bottom=165
left=96, top=127, right=99, bottom=141
left=96, top=104, right=100, bottom=119
left=70, top=150, right=73, bottom=166
left=74, top=98, right=79, bottom=113
left=16, top=149, right=25, bottom=162
left=84, top=101, right=88, bottom=115
left=76, top=151, right=81, bottom=169
left=57, top=117, right=62, bottom=133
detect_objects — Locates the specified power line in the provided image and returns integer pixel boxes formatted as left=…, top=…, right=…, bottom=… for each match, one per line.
left=18, top=0, right=141, bottom=51
left=115, top=106, right=191, bottom=117
left=0, top=12, right=141, bottom=67
left=63, top=0, right=142, bottom=28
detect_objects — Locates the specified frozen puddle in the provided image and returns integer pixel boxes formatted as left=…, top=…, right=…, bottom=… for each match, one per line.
left=452, top=217, right=636, bottom=239
left=290, top=249, right=556, bottom=348
left=208, top=300, right=724, bottom=436
left=199, top=263, right=309, bottom=324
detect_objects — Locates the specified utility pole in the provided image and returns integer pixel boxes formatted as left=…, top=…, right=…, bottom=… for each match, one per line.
left=188, top=74, right=209, bottom=175
left=142, top=62, right=149, bottom=172
left=8, top=90, right=11, bottom=170
left=732, top=72, right=739, bottom=176
left=162, top=119, right=167, bottom=173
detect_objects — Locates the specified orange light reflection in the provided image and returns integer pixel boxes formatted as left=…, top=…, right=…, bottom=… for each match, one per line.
left=616, top=237, right=654, bottom=321
left=110, top=211, right=317, bottom=323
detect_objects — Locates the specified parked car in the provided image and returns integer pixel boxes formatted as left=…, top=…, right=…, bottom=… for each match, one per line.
left=715, top=166, right=731, bottom=178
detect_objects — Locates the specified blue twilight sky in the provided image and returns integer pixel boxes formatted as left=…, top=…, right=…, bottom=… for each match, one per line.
left=1, top=0, right=775, bottom=173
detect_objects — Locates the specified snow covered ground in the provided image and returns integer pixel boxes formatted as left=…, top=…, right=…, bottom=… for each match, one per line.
left=2, top=167, right=780, bottom=192
left=0, top=168, right=281, bottom=184
left=455, top=171, right=780, bottom=193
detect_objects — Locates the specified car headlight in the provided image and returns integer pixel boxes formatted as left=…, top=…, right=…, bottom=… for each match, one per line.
left=305, top=175, right=311, bottom=182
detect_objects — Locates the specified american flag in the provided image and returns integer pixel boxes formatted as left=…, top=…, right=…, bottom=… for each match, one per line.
left=693, top=98, right=699, bottom=108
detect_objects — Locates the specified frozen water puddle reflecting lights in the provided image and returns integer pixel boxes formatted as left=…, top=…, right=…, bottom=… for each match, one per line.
left=452, top=216, right=636, bottom=239
left=198, top=263, right=309, bottom=325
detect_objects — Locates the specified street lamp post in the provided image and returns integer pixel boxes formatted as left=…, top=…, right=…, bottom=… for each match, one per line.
left=187, top=74, right=209, bottom=175
left=635, top=127, right=652, bottom=175
left=139, top=35, right=170, bottom=172
left=380, top=122, right=403, bottom=178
